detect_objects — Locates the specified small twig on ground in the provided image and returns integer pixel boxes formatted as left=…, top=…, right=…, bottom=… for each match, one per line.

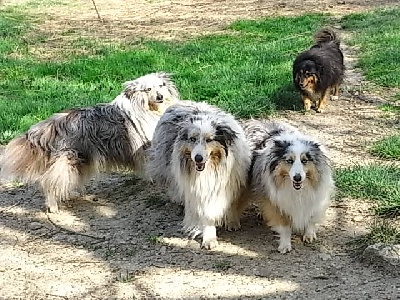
left=91, top=0, right=103, bottom=22
left=45, top=213, right=106, bottom=241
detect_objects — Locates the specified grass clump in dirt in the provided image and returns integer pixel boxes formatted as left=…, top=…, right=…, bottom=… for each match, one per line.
left=341, top=8, right=400, bottom=98
left=370, top=135, right=400, bottom=160
left=335, top=165, right=400, bottom=217
left=353, top=219, right=400, bottom=250
left=370, top=104, right=400, bottom=160
left=0, top=10, right=330, bottom=143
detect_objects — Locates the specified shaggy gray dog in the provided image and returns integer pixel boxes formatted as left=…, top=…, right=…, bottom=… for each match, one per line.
left=147, top=101, right=251, bottom=249
left=0, top=72, right=180, bottom=212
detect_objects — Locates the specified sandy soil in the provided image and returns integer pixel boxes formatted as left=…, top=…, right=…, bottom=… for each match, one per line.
left=1, top=1, right=399, bottom=299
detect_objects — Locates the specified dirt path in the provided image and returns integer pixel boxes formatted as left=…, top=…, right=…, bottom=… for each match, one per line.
left=1, top=1, right=399, bottom=299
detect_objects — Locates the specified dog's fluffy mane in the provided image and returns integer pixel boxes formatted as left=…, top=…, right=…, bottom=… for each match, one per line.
left=147, top=101, right=251, bottom=248
left=0, top=72, right=180, bottom=212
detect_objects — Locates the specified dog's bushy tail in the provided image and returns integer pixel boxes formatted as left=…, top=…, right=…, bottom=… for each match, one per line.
left=313, top=28, right=340, bottom=48
left=0, top=135, right=50, bottom=182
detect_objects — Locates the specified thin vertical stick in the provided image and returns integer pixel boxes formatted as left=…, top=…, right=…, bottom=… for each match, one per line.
left=91, top=0, right=103, bottom=22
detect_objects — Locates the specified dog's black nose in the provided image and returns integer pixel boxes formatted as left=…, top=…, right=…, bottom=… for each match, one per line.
left=156, top=92, right=163, bottom=101
left=194, top=154, right=203, bottom=163
left=293, top=174, right=302, bottom=182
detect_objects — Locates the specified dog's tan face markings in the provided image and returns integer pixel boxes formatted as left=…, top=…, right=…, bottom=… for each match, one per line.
left=298, top=70, right=318, bottom=92
left=179, top=121, right=227, bottom=172
left=273, top=151, right=319, bottom=190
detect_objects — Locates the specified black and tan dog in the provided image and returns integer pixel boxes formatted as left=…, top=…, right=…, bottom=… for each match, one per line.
left=293, top=28, right=344, bottom=113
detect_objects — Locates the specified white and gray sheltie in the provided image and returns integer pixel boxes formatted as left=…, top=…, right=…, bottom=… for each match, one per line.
left=0, top=72, right=180, bottom=212
left=147, top=101, right=251, bottom=249
left=244, top=119, right=334, bottom=253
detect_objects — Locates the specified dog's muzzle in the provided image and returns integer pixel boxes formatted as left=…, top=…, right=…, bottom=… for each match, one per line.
left=194, top=154, right=206, bottom=172
left=292, top=173, right=303, bottom=190
left=299, top=82, right=308, bottom=89
left=156, top=92, right=164, bottom=103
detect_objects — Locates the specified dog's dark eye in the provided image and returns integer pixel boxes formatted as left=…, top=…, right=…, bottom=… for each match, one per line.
left=205, top=138, right=213, bottom=143
left=162, top=82, right=166, bottom=86
left=145, top=88, right=152, bottom=92
left=189, top=137, right=197, bottom=143
left=286, top=159, right=294, bottom=164
left=301, top=158, right=308, bottom=164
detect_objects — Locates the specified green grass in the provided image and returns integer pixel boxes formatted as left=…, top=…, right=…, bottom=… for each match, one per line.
left=341, top=8, right=400, bottom=98
left=335, top=165, right=400, bottom=217
left=0, top=10, right=331, bottom=143
left=370, top=135, right=400, bottom=160
left=349, top=218, right=400, bottom=250
left=370, top=104, right=400, bottom=160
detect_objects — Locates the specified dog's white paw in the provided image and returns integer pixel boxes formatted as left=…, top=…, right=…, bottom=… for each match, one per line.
left=331, top=95, right=339, bottom=101
left=201, top=238, right=218, bottom=250
left=278, top=241, right=292, bottom=254
left=201, top=225, right=218, bottom=249
left=302, top=231, right=317, bottom=244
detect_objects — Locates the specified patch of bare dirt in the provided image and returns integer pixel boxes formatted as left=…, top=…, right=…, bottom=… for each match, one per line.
left=1, top=1, right=399, bottom=299
left=3, top=0, right=400, bottom=59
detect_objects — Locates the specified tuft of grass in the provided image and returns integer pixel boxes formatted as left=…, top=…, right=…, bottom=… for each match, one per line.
left=372, top=104, right=400, bottom=160
left=148, top=235, right=163, bottom=244
left=370, top=135, right=400, bottom=160
left=335, top=165, right=400, bottom=217
left=354, top=219, right=400, bottom=249
left=379, top=103, right=400, bottom=114
left=212, top=260, right=232, bottom=271
left=341, top=8, right=400, bottom=99
left=0, top=11, right=331, bottom=143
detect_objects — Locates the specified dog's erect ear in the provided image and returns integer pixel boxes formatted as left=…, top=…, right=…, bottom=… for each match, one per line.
left=178, top=126, right=189, bottom=141
left=268, top=139, right=291, bottom=173
left=305, top=140, right=324, bottom=162
left=123, top=79, right=140, bottom=99
left=155, top=72, right=171, bottom=81
left=156, top=72, right=180, bottom=100
left=214, top=124, right=237, bottom=147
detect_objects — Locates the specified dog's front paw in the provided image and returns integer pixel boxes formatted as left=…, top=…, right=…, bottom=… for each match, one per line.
left=331, top=95, right=339, bottom=101
left=278, top=241, right=292, bottom=254
left=302, top=231, right=317, bottom=244
left=201, top=238, right=218, bottom=250
left=201, top=225, right=218, bottom=249
left=316, top=108, right=325, bottom=113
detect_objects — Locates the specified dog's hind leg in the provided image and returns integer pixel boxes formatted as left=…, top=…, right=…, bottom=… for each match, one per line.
left=316, top=88, right=330, bottom=113
left=331, top=84, right=339, bottom=101
left=40, top=150, right=89, bottom=212
left=225, top=189, right=251, bottom=231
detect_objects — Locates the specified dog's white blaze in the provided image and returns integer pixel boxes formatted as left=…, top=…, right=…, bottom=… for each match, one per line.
left=191, top=143, right=207, bottom=163
left=288, top=140, right=309, bottom=181
left=190, top=119, right=215, bottom=163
